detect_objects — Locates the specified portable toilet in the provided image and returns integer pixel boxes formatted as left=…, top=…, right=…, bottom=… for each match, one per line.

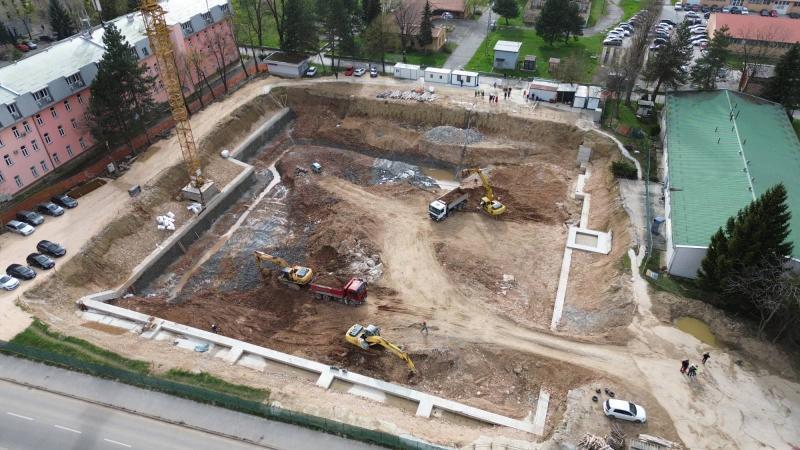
left=393, top=63, right=422, bottom=80
left=450, top=70, right=479, bottom=87
left=573, top=85, right=589, bottom=108
left=424, top=67, right=452, bottom=84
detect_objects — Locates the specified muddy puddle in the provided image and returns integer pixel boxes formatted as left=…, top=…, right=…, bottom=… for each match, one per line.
left=675, top=317, right=717, bottom=347
left=420, top=165, right=457, bottom=182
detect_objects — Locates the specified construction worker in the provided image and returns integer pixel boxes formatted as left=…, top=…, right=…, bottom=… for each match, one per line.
left=421, top=321, right=429, bottom=335
left=211, top=323, right=220, bottom=334
left=680, top=359, right=690, bottom=374
left=702, top=352, right=710, bottom=365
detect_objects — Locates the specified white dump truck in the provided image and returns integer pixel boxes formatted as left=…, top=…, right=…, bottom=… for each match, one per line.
left=428, top=187, right=469, bottom=221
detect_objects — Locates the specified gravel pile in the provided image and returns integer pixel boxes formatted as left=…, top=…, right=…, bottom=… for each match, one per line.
left=376, top=90, right=437, bottom=102
left=424, top=126, right=483, bottom=145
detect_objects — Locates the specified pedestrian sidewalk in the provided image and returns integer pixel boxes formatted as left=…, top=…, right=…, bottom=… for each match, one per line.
left=0, top=354, right=384, bottom=450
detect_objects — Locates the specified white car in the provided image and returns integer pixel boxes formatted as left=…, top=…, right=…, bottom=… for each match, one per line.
left=305, top=66, right=317, bottom=77
left=5, top=220, right=34, bottom=236
left=741, top=6, right=749, bottom=14
left=0, top=274, right=20, bottom=291
left=354, top=67, right=367, bottom=77
left=674, top=3, right=682, bottom=9
left=604, top=399, right=647, bottom=423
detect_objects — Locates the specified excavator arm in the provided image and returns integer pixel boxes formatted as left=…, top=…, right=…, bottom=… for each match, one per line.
left=365, top=336, right=416, bottom=372
left=461, top=168, right=506, bottom=217
left=254, top=251, right=290, bottom=269
left=254, top=251, right=314, bottom=285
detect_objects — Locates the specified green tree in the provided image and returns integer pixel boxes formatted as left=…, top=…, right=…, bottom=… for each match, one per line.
left=0, top=21, right=13, bottom=44
left=764, top=43, right=800, bottom=115
left=48, top=0, right=76, bottom=40
left=282, top=0, right=317, bottom=53
left=418, top=0, right=433, bottom=49
left=363, top=14, right=399, bottom=73
left=88, top=23, right=157, bottom=154
left=492, top=0, right=519, bottom=25
left=317, top=0, right=359, bottom=74
left=690, top=25, right=731, bottom=90
left=534, top=0, right=580, bottom=45
left=99, top=0, right=125, bottom=21
left=699, top=183, right=793, bottom=295
left=362, top=0, right=381, bottom=25
left=643, top=22, right=693, bottom=98
left=7, top=0, right=35, bottom=40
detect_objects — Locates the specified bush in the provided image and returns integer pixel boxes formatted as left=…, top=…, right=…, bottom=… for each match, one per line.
left=611, top=160, right=638, bottom=179
left=442, top=42, right=455, bottom=54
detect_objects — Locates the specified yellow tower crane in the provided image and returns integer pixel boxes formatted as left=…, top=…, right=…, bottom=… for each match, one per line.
left=140, top=0, right=213, bottom=200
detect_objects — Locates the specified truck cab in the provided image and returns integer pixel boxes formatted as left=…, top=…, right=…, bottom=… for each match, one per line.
left=428, top=200, right=447, bottom=221
left=343, top=278, right=368, bottom=302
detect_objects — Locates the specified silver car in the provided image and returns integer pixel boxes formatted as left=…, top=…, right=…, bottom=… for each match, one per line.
left=5, top=220, right=35, bottom=236
left=0, top=274, right=20, bottom=291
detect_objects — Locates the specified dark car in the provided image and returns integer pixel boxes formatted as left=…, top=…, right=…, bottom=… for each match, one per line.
left=51, top=193, right=78, bottom=209
left=704, top=12, right=711, bottom=18
left=38, top=35, right=55, bottom=42
left=710, top=4, right=720, bottom=11
left=36, top=240, right=66, bottom=257
left=26, top=253, right=55, bottom=270
left=730, top=6, right=742, bottom=14
left=701, top=5, right=709, bottom=12
left=6, top=264, right=36, bottom=280
left=37, top=202, right=64, bottom=216
left=16, top=210, right=44, bottom=226
left=660, top=19, right=677, bottom=26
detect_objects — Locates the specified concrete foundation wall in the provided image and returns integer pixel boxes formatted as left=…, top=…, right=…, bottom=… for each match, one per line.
left=667, top=245, right=707, bottom=278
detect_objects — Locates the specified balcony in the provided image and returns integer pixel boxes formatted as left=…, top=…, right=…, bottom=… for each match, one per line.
left=68, top=80, right=85, bottom=91
left=35, top=96, right=53, bottom=107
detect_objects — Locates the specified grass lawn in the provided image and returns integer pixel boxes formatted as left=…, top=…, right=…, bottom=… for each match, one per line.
left=587, top=0, right=607, bottom=27
left=465, top=27, right=603, bottom=81
left=163, top=369, right=269, bottom=402
left=386, top=49, right=451, bottom=67
left=620, top=0, right=645, bottom=20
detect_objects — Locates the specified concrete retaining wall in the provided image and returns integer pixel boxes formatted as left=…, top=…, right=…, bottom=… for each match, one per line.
left=232, top=107, right=294, bottom=161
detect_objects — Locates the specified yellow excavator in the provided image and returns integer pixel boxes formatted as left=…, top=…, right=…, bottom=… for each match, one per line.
left=462, top=168, right=507, bottom=217
left=345, top=324, right=416, bottom=372
left=254, top=251, right=314, bottom=286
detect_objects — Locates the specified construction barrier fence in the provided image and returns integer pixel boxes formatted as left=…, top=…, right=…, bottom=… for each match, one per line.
left=0, top=341, right=446, bottom=450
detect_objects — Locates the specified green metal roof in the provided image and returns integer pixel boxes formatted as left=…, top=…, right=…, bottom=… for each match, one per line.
left=665, top=90, right=800, bottom=258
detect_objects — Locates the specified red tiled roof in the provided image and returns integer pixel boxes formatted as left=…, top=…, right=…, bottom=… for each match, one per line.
left=710, top=14, right=800, bottom=44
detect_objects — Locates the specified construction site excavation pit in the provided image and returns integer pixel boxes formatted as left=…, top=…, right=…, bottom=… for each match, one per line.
left=114, top=84, right=639, bottom=437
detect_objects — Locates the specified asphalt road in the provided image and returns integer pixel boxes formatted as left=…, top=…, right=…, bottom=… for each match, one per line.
left=0, top=380, right=269, bottom=450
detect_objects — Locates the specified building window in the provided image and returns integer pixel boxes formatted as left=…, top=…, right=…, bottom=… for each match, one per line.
left=77, top=94, right=84, bottom=104
left=22, top=121, right=31, bottom=133
left=65, top=73, right=85, bottom=89
left=50, top=107, right=57, bottom=118
left=57, top=126, right=65, bottom=137
left=201, top=11, right=213, bottom=23
left=64, top=100, right=71, bottom=111
left=181, top=21, right=194, bottom=34
left=20, top=145, right=28, bottom=157
left=66, top=145, right=74, bottom=157
left=35, top=114, right=43, bottom=125
left=78, top=138, right=86, bottom=150
left=0, top=137, right=4, bottom=148
left=71, top=118, right=78, bottom=129
left=44, top=133, right=51, bottom=144
left=6, top=102, right=21, bottom=119
left=31, top=140, right=39, bottom=151
left=30, top=165, right=38, bottom=178
left=14, top=175, right=22, bottom=187
left=11, top=126, right=20, bottom=138
left=129, top=47, right=139, bottom=59
left=0, top=170, right=4, bottom=184
left=220, top=3, right=230, bottom=14
left=32, top=88, right=52, bottom=105
left=142, top=47, right=149, bottom=56
left=40, top=160, right=48, bottom=172
left=3, top=154, right=12, bottom=166
left=53, top=153, right=60, bottom=164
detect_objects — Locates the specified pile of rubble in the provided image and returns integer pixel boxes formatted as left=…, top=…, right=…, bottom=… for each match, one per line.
left=376, top=89, right=437, bottom=102
left=424, top=126, right=484, bottom=145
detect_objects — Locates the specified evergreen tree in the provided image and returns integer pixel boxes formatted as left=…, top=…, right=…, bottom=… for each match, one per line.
left=99, top=0, right=124, bottom=21
left=48, top=0, right=76, bottom=40
left=492, top=0, right=519, bottom=25
left=0, top=21, right=13, bottom=45
left=643, top=22, right=693, bottom=97
left=317, top=0, right=359, bottom=73
left=562, top=0, right=583, bottom=43
left=699, top=183, right=793, bottom=295
left=88, top=23, right=156, bottom=154
left=418, top=1, right=433, bottom=49
left=690, top=25, right=731, bottom=90
left=764, top=43, right=800, bottom=115
left=363, top=14, right=399, bottom=73
left=362, top=0, right=381, bottom=25
left=283, top=0, right=317, bottom=53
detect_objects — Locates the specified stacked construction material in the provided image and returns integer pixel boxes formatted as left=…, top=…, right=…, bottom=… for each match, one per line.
left=156, top=212, right=176, bottom=231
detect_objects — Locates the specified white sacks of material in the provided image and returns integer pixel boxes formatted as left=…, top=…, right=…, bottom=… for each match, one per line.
left=187, top=203, right=202, bottom=215
left=156, top=213, right=176, bottom=231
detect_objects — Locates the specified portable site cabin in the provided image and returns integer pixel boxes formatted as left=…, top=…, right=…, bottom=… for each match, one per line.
left=586, top=86, right=603, bottom=109
left=394, top=63, right=422, bottom=80
left=264, top=52, right=310, bottom=78
left=557, top=83, right=578, bottom=104
left=528, top=80, right=559, bottom=102
left=573, top=85, right=589, bottom=108
left=451, top=70, right=479, bottom=87
left=493, top=40, right=522, bottom=70
left=425, top=67, right=452, bottom=84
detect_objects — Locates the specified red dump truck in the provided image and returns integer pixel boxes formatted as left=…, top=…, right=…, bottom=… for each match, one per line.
left=309, top=277, right=368, bottom=306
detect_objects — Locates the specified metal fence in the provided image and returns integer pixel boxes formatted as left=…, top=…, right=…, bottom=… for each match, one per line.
left=0, top=341, right=446, bottom=450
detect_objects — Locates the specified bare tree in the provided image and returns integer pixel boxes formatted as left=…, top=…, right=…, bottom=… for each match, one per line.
left=391, top=0, right=418, bottom=53
left=557, top=52, right=586, bottom=84
left=263, top=0, right=288, bottom=49
left=622, top=0, right=661, bottom=105
left=208, top=20, right=235, bottom=93
left=737, top=28, right=782, bottom=92
left=236, top=0, right=266, bottom=67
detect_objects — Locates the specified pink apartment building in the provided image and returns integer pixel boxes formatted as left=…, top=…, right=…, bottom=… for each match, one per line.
left=0, top=0, right=240, bottom=198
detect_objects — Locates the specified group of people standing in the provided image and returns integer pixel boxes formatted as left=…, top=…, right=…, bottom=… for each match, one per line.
left=680, top=352, right=710, bottom=381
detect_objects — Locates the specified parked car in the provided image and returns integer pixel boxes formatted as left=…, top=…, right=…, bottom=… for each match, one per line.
left=51, top=193, right=77, bottom=209
left=704, top=11, right=711, bottom=18
left=691, top=4, right=701, bottom=11
left=24, top=40, right=37, bottom=49
left=14, top=43, right=29, bottom=52
left=369, top=66, right=378, bottom=78
left=344, top=65, right=355, bottom=76
left=730, top=6, right=742, bottom=14
left=37, top=202, right=64, bottom=216
left=38, top=35, right=55, bottom=42
left=649, top=43, right=663, bottom=51
left=354, top=67, right=366, bottom=77
left=770, top=9, right=778, bottom=16
left=741, top=6, right=749, bottom=14
left=16, top=210, right=44, bottom=226
left=6, top=264, right=36, bottom=280
left=603, top=399, right=647, bottom=423
left=694, top=38, right=709, bottom=46
left=305, top=66, right=317, bottom=77
left=26, top=253, right=55, bottom=270
left=36, top=240, right=66, bottom=257
left=5, top=220, right=35, bottom=236
left=701, top=5, right=710, bottom=12
left=674, top=3, right=682, bottom=9
left=441, top=11, right=453, bottom=20
left=660, top=19, right=677, bottom=26
left=0, top=274, right=20, bottom=291
left=710, top=4, right=720, bottom=11
left=603, top=38, right=623, bottom=46
left=653, top=38, right=668, bottom=45
left=790, top=12, right=800, bottom=18
left=760, top=8, right=770, bottom=15
left=722, top=6, right=731, bottom=13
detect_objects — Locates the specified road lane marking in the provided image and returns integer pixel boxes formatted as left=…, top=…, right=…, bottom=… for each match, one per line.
left=103, top=438, right=132, bottom=448
left=6, top=412, right=33, bottom=420
left=54, top=424, right=82, bottom=434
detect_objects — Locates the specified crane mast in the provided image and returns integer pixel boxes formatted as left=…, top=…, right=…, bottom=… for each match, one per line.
left=139, top=0, right=204, bottom=188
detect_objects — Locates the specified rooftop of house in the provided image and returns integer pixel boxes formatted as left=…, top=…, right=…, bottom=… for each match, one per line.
left=709, top=13, right=800, bottom=43
left=494, top=40, right=522, bottom=53
left=665, top=90, right=800, bottom=258
left=0, top=0, right=228, bottom=106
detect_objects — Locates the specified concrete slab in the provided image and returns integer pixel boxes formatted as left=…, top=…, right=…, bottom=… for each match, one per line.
left=532, top=389, right=550, bottom=436
left=550, top=247, right=573, bottom=331
left=238, top=354, right=267, bottom=371
left=567, top=227, right=613, bottom=254
left=316, top=371, right=335, bottom=389
left=416, top=399, right=433, bottom=418
left=225, top=346, right=244, bottom=364
left=348, top=384, right=387, bottom=403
